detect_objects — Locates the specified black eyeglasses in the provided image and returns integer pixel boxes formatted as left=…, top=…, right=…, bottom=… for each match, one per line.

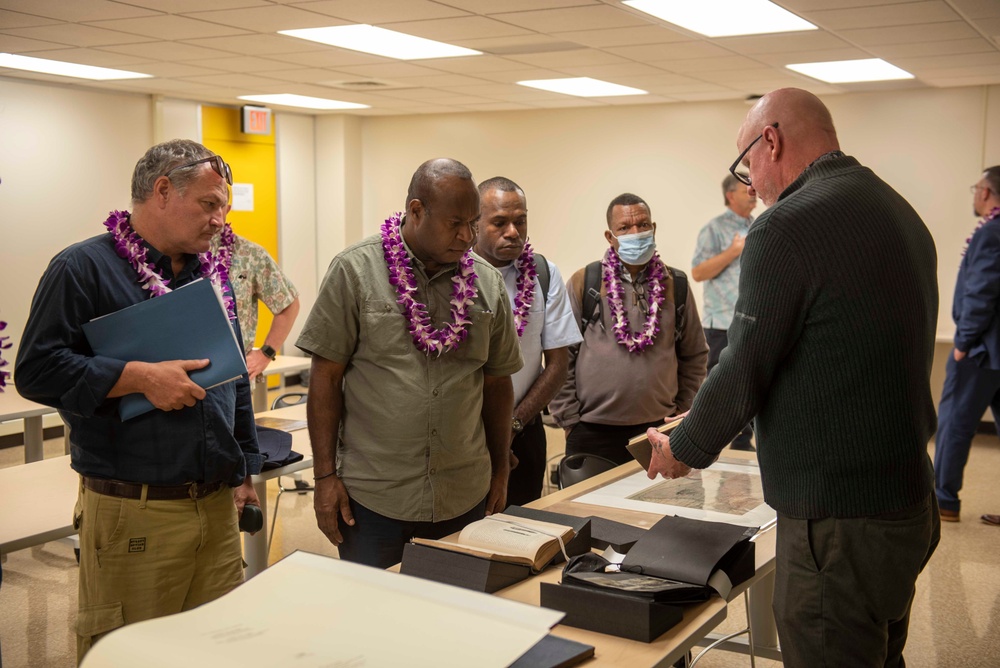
left=164, top=155, right=233, bottom=186
left=729, top=122, right=778, bottom=186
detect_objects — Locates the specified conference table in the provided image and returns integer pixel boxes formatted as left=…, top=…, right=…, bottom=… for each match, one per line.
left=245, top=403, right=313, bottom=578
left=251, top=355, right=311, bottom=412
left=486, top=458, right=780, bottom=667
left=0, top=388, right=60, bottom=463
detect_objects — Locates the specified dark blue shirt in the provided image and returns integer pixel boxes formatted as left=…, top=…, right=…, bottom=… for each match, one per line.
left=16, top=233, right=262, bottom=485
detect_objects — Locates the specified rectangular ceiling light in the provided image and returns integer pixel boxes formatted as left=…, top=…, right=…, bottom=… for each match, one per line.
left=279, top=25, right=481, bottom=60
left=238, top=94, right=369, bottom=110
left=0, top=53, right=151, bottom=80
left=786, top=58, right=914, bottom=83
left=517, top=77, right=647, bottom=97
left=623, top=0, right=816, bottom=37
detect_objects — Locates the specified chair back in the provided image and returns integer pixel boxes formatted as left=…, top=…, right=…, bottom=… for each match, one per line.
left=558, top=453, right=618, bottom=489
left=271, top=392, right=308, bottom=411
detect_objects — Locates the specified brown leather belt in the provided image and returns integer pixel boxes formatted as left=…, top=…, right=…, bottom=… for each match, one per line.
left=83, top=476, right=224, bottom=501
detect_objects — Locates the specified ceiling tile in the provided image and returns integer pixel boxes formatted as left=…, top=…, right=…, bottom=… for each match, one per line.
left=606, top=42, right=730, bottom=62
left=492, top=5, right=651, bottom=33
left=287, top=0, right=470, bottom=23
left=714, top=31, right=852, bottom=55
left=946, top=0, right=1000, bottom=19
left=555, top=25, right=691, bottom=48
left=528, top=97, right=605, bottom=108
left=383, top=72, right=492, bottom=87
left=181, top=34, right=334, bottom=55
left=0, top=0, right=160, bottom=22
left=381, top=16, right=533, bottom=41
left=471, top=67, right=571, bottom=84
left=2, top=23, right=155, bottom=47
left=923, top=73, right=1000, bottom=86
left=253, top=67, right=344, bottom=83
left=185, top=55, right=305, bottom=73
left=453, top=33, right=584, bottom=52
left=180, top=72, right=297, bottom=87
left=892, top=51, right=1000, bottom=71
left=753, top=48, right=873, bottom=67
left=100, top=41, right=238, bottom=61
left=502, top=49, right=630, bottom=68
left=870, top=38, right=998, bottom=58
left=122, top=61, right=224, bottom=77
left=101, top=1, right=271, bottom=12
left=602, top=94, right=673, bottom=105
left=653, top=55, right=767, bottom=74
left=557, top=62, right=668, bottom=78
left=456, top=102, right=534, bottom=111
left=0, top=9, right=61, bottom=28
left=0, top=34, right=75, bottom=52
left=184, top=5, right=341, bottom=31
left=804, top=1, right=961, bottom=30
left=839, top=21, right=979, bottom=46
left=431, top=0, right=597, bottom=13
left=669, top=90, right=745, bottom=102
left=265, top=48, right=388, bottom=68
left=329, top=62, right=448, bottom=78
left=88, top=15, right=252, bottom=40
left=22, top=47, right=154, bottom=67
left=408, top=54, right=529, bottom=74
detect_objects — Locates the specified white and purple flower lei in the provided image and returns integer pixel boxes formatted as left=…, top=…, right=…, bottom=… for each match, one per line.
left=602, top=247, right=666, bottom=354
left=963, top=206, right=1000, bottom=256
left=0, top=319, right=10, bottom=391
left=381, top=212, right=478, bottom=356
left=512, top=243, right=538, bottom=337
left=104, top=210, right=235, bottom=319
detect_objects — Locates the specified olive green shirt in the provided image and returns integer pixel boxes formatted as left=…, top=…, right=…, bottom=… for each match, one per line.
left=296, top=230, right=523, bottom=522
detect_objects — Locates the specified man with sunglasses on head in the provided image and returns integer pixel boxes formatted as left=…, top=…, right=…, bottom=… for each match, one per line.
left=17, top=139, right=261, bottom=663
left=644, top=88, right=940, bottom=666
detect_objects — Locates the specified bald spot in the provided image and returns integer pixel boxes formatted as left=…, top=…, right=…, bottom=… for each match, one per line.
left=742, top=88, right=840, bottom=169
left=407, top=158, right=473, bottom=210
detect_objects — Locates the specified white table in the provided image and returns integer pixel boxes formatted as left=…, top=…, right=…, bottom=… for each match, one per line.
left=0, top=389, right=59, bottom=463
left=0, top=455, right=78, bottom=557
left=245, top=403, right=313, bottom=578
left=251, top=355, right=311, bottom=412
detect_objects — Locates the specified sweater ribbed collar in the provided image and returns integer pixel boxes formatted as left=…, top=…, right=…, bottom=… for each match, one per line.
left=777, top=152, right=859, bottom=203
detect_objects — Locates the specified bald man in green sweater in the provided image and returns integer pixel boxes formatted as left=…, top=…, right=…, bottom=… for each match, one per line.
left=647, top=89, right=940, bottom=667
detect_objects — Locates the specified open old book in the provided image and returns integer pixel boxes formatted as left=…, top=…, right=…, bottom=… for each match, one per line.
left=412, top=514, right=575, bottom=573
left=626, top=416, right=686, bottom=470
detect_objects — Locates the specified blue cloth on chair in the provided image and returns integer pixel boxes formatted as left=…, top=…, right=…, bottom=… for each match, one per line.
left=256, top=426, right=303, bottom=470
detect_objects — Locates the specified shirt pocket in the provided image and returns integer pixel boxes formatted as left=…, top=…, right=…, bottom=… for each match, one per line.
left=451, top=308, right=493, bottom=365
left=361, top=298, right=412, bottom=356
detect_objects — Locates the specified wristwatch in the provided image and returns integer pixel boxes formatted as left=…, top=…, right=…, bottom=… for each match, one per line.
left=512, top=417, right=525, bottom=434
left=260, top=344, right=277, bottom=361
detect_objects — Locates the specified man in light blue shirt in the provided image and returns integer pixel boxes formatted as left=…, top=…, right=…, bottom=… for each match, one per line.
left=691, top=173, right=756, bottom=450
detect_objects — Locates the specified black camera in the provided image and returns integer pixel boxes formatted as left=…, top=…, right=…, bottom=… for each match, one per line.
left=239, top=504, right=263, bottom=533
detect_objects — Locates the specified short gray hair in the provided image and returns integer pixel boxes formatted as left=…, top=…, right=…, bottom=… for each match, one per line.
left=131, top=139, right=214, bottom=206
left=722, top=173, right=743, bottom=206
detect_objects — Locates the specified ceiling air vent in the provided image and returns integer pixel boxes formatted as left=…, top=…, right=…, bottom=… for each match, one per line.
left=320, top=78, right=412, bottom=91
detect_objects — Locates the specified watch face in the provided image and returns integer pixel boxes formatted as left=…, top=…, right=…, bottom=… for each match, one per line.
left=261, top=345, right=277, bottom=360
left=512, top=417, right=524, bottom=433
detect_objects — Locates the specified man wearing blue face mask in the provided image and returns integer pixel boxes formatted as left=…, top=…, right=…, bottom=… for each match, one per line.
left=551, top=193, right=708, bottom=464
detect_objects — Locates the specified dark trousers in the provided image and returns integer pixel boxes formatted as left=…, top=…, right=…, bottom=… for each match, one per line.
left=933, top=354, right=1000, bottom=512
left=566, top=420, right=664, bottom=466
left=508, top=417, right=546, bottom=507
left=773, top=495, right=940, bottom=667
left=337, top=498, right=487, bottom=570
left=705, top=328, right=754, bottom=450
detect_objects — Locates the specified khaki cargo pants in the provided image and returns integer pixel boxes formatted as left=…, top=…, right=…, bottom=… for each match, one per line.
left=74, top=480, right=243, bottom=664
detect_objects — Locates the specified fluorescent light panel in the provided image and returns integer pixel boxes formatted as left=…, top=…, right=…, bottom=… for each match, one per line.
left=238, top=94, right=369, bottom=110
left=517, top=77, right=647, bottom=97
left=279, top=24, right=480, bottom=60
left=0, top=53, right=150, bottom=80
left=786, top=58, right=914, bottom=83
left=623, top=0, right=816, bottom=37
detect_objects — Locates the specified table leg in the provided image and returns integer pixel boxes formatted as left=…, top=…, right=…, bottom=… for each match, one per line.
left=23, top=416, right=44, bottom=463
left=747, top=570, right=778, bottom=649
left=252, top=379, right=268, bottom=413
left=243, top=478, right=269, bottom=579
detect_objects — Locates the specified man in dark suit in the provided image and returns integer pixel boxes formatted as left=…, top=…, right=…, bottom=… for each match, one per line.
left=935, top=165, right=1000, bottom=524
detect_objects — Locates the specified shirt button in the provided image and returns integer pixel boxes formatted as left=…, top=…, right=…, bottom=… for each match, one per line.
left=384, top=305, right=391, bottom=312
left=432, top=389, right=439, bottom=396
left=429, top=468, right=436, bottom=475
left=431, top=429, right=438, bottom=436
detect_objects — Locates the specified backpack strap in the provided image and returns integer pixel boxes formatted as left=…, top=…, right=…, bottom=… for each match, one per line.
left=532, top=252, right=550, bottom=306
left=670, top=267, right=688, bottom=343
left=580, top=260, right=603, bottom=333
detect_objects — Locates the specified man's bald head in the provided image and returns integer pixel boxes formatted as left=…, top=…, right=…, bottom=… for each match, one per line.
left=736, top=88, right=841, bottom=206
left=406, top=158, right=474, bottom=212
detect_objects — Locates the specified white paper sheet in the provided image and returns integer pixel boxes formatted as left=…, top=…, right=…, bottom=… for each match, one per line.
left=81, top=551, right=562, bottom=668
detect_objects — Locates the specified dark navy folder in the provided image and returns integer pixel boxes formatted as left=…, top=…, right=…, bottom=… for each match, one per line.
left=82, top=278, right=247, bottom=420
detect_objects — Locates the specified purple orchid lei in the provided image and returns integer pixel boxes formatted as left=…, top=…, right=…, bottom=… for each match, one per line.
left=512, top=243, right=538, bottom=337
left=602, top=247, right=666, bottom=354
left=0, top=319, right=10, bottom=391
left=381, top=212, right=478, bottom=356
left=104, top=210, right=235, bottom=319
left=963, top=206, right=1000, bottom=256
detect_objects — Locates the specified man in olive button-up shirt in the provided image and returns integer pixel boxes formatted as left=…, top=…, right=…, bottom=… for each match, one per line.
left=297, top=158, right=523, bottom=569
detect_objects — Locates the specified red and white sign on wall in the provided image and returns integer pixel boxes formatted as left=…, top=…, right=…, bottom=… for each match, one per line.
left=241, top=105, right=271, bottom=135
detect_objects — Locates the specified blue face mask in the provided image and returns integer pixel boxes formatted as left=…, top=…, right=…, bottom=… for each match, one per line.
left=616, top=230, right=655, bottom=265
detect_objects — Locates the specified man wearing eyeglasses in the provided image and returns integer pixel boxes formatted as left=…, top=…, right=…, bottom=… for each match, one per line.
left=16, top=139, right=261, bottom=662
left=934, top=167, right=1000, bottom=526
left=691, top=174, right=757, bottom=451
left=645, top=88, right=940, bottom=666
